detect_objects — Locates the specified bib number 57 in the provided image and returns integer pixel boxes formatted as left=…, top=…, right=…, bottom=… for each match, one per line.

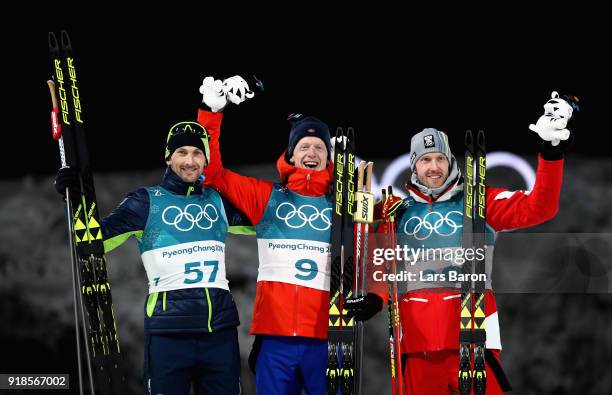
left=184, top=261, right=219, bottom=284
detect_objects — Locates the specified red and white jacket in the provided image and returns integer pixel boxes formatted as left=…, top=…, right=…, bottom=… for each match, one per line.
left=398, top=156, right=564, bottom=353
left=198, top=110, right=335, bottom=339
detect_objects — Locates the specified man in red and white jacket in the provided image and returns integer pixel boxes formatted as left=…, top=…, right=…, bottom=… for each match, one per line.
left=388, top=93, right=575, bottom=394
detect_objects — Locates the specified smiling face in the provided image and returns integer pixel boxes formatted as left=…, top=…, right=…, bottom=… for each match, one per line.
left=289, top=136, right=328, bottom=171
left=166, top=146, right=207, bottom=183
left=414, top=152, right=449, bottom=188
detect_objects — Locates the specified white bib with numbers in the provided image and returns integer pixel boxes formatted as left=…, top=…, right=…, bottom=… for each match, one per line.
left=256, top=238, right=331, bottom=291
left=141, top=240, right=228, bottom=293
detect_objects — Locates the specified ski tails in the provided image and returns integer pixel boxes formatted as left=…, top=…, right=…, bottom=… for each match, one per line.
left=48, top=30, right=125, bottom=395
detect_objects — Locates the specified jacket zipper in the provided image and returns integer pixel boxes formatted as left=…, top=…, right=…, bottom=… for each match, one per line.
left=306, top=173, right=311, bottom=192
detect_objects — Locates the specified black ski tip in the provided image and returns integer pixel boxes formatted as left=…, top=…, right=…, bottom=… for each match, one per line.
left=335, top=126, right=344, bottom=139
left=345, top=126, right=355, bottom=150
left=465, top=129, right=473, bottom=146
left=387, top=185, right=393, bottom=195
left=346, top=126, right=355, bottom=144
left=60, top=30, right=72, bottom=50
left=477, top=129, right=486, bottom=149
left=48, top=32, right=59, bottom=51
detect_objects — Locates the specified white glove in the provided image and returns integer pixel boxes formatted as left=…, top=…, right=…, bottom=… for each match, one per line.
left=529, top=91, right=573, bottom=146
left=199, top=76, right=227, bottom=112
left=223, top=75, right=255, bottom=105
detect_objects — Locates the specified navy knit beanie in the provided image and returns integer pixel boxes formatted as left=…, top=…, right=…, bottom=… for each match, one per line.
left=285, top=113, right=332, bottom=162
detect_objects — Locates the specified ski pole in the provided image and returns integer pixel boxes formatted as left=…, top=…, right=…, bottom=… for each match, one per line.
left=382, top=187, right=406, bottom=395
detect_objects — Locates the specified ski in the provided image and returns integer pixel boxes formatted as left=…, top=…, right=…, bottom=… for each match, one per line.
left=48, top=30, right=125, bottom=395
left=353, top=161, right=374, bottom=395
left=340, top=127, right=357, bottom=395
left=327, top=127, right=348, bottom=395
left=459, top=129, right=475, bottom=395
left=327, top=127, right=357, bottom=395
left=472, top=130, right=487, bottom=395
left=459, top=129, right=487, bottom=395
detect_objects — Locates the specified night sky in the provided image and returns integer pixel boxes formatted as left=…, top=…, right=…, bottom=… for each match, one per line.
left=1, top=12, right=611, bottom=394
left=3, top=17, right=607, bottom=178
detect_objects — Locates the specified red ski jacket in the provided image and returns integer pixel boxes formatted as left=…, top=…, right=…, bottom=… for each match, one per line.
left=397, top=156, right=564, bottom=353
left=198, top=109, right=336, bottom=339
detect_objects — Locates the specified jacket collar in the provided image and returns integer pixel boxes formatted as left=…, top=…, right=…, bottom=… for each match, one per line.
left=405, top=177, right=463, bottom=203
left=161, top=167, right=203, bottom=195
left=276, top=150, right=333, bottom=196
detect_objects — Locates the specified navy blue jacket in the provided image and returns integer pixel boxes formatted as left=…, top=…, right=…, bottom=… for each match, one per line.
left=102, top=168, right=252, bottom=334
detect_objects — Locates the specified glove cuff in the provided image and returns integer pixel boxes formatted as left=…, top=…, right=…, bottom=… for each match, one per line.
left=199, top=102, right=225, bottom=113
left=540, top=141, right=564, bottom=161
left=199, top=102, right=213, bottom=112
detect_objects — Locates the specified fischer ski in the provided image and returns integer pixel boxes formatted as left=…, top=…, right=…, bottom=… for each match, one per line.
left=472, top=129, right=487, bottom=395
left=327, top=127, right=345, bottom=395
left=48, top=30, right=125, bottom=395
left=459, top=129, right=487, bottom=395
left=327, top=127, right=357, bottom=395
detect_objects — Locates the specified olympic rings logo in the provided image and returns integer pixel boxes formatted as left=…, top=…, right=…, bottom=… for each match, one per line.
left=275, top=202, right=332, bottom=231
left=403, top=210, right=463, bottom=240
left=162, top=204, right=219, bottom=232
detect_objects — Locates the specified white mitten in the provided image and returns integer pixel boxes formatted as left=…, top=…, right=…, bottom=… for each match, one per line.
left=199, top=76, right=227, bottom=112
left=528, top=91, right=573, bottom=146
left=223, top=75, right=255, bottom=105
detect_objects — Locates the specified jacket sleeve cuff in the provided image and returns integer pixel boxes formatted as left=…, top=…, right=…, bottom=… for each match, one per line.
left=197, top=109, right=224, bottom=134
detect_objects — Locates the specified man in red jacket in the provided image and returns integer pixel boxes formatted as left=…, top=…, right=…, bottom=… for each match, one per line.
left=196, top=76, right=384, bottom=394
left=388, top=93, right=576, bottom=394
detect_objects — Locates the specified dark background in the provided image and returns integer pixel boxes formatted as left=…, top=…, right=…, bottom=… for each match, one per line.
left=3, top=16, right=608, bottom=178
left=2, top=14, right=611, bottom=395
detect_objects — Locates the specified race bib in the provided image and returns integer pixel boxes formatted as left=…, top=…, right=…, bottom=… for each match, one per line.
left=141, top=240, right=228, bottom=293
left=257, top=238, right=331, bottom=291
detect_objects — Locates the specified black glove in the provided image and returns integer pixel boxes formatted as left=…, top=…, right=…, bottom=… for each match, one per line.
left=248, top=335, right=262, bottom=375
left=344, top=293, right=383, bottom=322
left=540, top=131, right=574, bottom=161
left=54, top=166, right=80, bottom=196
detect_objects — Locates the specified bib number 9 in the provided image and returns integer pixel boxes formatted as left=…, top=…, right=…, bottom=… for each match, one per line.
left=184, top=261, right=219, bottom=284
left=295, top=259, right=318, bottom=281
